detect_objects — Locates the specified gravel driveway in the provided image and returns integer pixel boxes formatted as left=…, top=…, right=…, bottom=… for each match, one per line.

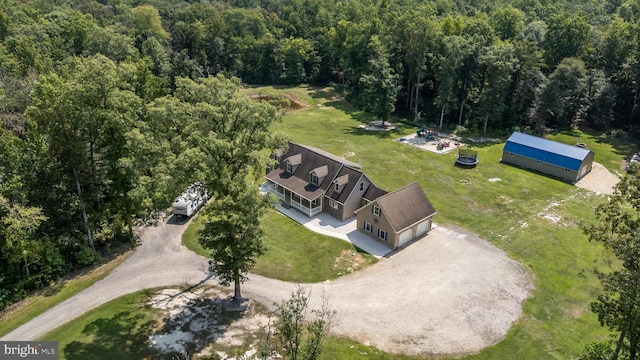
left=3, top=216, right=532, bottom=357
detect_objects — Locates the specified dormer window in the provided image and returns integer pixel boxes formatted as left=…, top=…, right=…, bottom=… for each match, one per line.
left=360, top=182, right=364, bottom=191
left=333, top=174, right=348, bottom=194
left=309, top=165, right=327, bottom=186
left=284, top=154, right=302, bottom=174
left=372, top=205, right=381, bottom=216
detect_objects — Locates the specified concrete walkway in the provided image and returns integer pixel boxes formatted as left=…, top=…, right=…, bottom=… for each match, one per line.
left=274, top=204, right=393, bottom=258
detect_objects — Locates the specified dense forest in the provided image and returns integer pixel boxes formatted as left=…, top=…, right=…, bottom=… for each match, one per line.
left=0, top=0, right=639, bottom=311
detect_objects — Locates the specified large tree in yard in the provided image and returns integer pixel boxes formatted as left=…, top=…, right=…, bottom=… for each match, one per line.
left=582, top=170, right=640, bottom=360
left=199, top=181, right=270, bottom=303
left=359, top=36, right=400, bottom=126
left=166, top=75, right=286, bottom=303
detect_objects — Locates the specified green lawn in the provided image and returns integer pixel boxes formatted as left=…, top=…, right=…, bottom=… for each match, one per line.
left=39, top=290, right=160, bottom=360
left=253, top=86, right=620, bottom=359
left=182, top=210, right=377, bottom=283
left=14, top=85, right=629, bottom=359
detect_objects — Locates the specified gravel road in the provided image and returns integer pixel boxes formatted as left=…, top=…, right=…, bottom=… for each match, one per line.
left=3, top=216, right=532, bottom=357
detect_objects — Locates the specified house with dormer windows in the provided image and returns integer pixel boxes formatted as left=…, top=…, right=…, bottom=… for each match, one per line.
left=264, top=143, right=385, bottom=221
left=264, top=143, right=437, bottom=249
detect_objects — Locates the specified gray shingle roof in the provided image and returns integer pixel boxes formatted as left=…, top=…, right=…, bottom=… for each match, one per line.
left=265, top=143, right=353, bottom=200
left=325, top=166, right=365, bottom=203
left=374, top=182, right=436, bottom=232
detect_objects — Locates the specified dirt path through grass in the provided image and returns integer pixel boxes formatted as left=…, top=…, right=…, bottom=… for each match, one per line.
left=3, top=216, right=532, bottom=357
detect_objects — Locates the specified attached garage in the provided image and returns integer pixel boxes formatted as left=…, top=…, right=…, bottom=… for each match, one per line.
left=355, top=182, right=437, bottom=250
left=416, top=220, right=430, bottom=238
left=502, top=132, right=594, bottom=183
left=398, top=229, right=413, bottom=248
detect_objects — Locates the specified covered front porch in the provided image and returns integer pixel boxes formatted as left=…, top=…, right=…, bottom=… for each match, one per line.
left=264, top=181, right=322, bottom=217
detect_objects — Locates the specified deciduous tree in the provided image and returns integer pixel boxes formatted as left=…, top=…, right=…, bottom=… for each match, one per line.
left=582, top=171, right=640, bottom=360
left=163, top=75, right=286, bottom=303
left=359, top=36, right=400, bottom=126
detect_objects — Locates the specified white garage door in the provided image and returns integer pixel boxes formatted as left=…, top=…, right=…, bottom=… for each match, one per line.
left=416, top=221, right=429, bottom=238
left=398, top=229, right=413, bottom=247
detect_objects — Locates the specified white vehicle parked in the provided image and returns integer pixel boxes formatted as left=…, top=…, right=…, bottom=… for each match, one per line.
left=172, top=183, right=208, bottom=218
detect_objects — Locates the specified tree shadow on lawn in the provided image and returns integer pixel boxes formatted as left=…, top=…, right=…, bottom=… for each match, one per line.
left=64, top=289, right=250, bottom=360
left=64, top=310, right=158, bottom=360
left=151, top=293, right=250, bottom=358
left=551, top=127, right=635, bottom=158
left=344, top=126, right=402, bottom=139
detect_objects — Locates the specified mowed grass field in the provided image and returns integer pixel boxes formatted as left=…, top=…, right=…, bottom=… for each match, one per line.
left=182, top=209, right=377, bottom=283
left=253, top=85, right=622, bottom=359
left=14, top=85, right=629, bottom=359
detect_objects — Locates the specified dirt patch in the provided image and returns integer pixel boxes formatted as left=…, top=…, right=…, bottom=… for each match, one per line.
left=396, top=132, right=467, bottom=155
left=247, top=93, right=310, bottom=112
left=334, top=249, right=369, bottom=275
left=575, top=162, right=620, bottom=195
left=149, top=287, right=270, bottom=359
left=283, top=94, right=309, bottom=111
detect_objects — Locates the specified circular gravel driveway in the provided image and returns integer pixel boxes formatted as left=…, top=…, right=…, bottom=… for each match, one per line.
left=3, top=217, right=532, bottom=357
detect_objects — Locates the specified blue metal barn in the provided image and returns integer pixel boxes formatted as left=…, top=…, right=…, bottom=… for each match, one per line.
left=502, top=132, right=594, bottom=182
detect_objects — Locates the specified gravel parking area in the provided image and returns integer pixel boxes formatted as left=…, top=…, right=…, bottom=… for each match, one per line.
left=575, top=162, right=620, bottom=195
left=243, top=224, right=533, bottom=356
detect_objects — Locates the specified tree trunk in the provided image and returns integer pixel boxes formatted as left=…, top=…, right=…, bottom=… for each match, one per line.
left=233, top=270, right=242, bottom=303
left=632, top=48, right=640, bottom=124
left=613, top=329, right=626, bottom=360
left=439, top=105, right=445, bottom=130
left=483, top=114, right=489, bottom=133
left=125, top=192, right=134, bottom=240
left=73, top=167, right=95, bottom=251
left=458, top=77, right=467, bottom=125
left=406, top=77, right=412, bottom=109
left=414, top=73, right=421, bottom=119
left=23, top=257, right=29, bottom=277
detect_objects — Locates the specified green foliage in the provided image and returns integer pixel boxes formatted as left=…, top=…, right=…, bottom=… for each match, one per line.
left=544, top=12, right=595, bottom=68
left=154, top=74, right=286, bottom=302
left=583, top=173, right=640, bottom=359
left=580, top=341, right=614, bottom=360
left=130, top=5, right=169, bottom=41
left=358, top=35, right=400, bottom=123
left=262, top=286, right=335, bottom=360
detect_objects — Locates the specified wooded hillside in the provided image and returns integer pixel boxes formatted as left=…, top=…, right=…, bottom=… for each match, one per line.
left=0, top=0, right=639, bottom=310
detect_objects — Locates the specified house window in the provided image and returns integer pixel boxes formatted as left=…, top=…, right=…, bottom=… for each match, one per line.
left=310, top=173, right=318, bottom=186
left=360, top=182, right=364, bottom=191
left=509, top=152, right=515, bottom=156
left=335, top=183, right=340, bottom=192
left=378, top=229, right=387, bottom=241
left=536, top=160, right=542, bottom=164
left=312, top=198, right=319, bottom=207
left=285, top=161, right=292, bottom=173
left=372, top=205, right=381, bottom=216
left=329, top=199, right=338, bottom=209
left=364, top=221, right=373, bottom=233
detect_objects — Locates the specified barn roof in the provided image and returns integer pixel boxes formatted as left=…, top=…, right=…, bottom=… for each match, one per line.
left=504, top=132, right=592, bottom=171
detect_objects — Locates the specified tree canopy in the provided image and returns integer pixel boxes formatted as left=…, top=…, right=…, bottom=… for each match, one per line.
left=1, top=0, right=640, bottom=313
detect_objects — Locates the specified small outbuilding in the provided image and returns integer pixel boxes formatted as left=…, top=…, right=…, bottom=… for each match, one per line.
left=502, top=132, right=594, bottom=182
left=355, top=182, right=437, bottom=250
